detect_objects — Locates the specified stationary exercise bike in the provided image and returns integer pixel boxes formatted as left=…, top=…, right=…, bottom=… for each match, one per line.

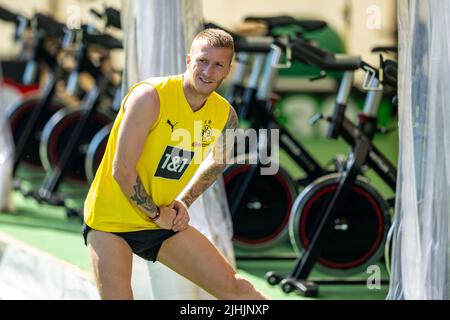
left=27, top=25, right=122, bottom=214
left=6, top=13, right=69, bottom=173
left=265, top=37, right=397, bottom=296
left=83, top=6, right=122, bottom=184
left=0, top=6, right=40, bottom=110
left=206, top=20, right=345, bottom=252
left=220, top=26, right=369, bottom=252
left=39, top=26, right=121, bottom=185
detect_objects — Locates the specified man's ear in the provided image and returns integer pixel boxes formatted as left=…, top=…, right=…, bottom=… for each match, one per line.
left=186, top=54, right=191, bottom=66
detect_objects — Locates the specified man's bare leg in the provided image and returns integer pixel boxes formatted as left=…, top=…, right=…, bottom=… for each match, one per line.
left=87, top=230, right=134, bottom=299
left=157, top=226, right=270, bottom=300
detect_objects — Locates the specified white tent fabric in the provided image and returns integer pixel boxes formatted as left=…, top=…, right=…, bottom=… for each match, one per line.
left=121, top=0, right=235, bottom=300
left=388, top=0, right=450, bottom=299
left=0, top=65, right=15, bottom=212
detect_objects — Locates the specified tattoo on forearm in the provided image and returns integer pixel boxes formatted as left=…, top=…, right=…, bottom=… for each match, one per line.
left=182, top=163, right=225, bottom=208
left=182, top=107, right=239, bottom=208
left=130, top=176, right=159, bottom=218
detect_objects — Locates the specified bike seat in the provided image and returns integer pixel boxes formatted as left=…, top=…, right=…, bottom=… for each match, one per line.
left=34, top=13, right=66, bottom=38
left=371, top=46, right=397, bottom=53
left=85, top=33, right=123, bottom=50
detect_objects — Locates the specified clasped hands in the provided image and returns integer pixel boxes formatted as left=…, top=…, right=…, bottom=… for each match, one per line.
left=153, top=199, right=190, bottom=232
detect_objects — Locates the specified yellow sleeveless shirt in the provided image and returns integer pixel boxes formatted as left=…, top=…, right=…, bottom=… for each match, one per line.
left=84, top=74, right=231, bottom=232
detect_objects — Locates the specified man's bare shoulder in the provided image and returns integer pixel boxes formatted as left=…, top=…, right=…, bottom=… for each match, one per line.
left=124, top=83, right=159, bottom=112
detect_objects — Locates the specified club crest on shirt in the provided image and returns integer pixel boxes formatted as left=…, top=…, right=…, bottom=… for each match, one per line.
left=202, top=120, right=212, bottom=147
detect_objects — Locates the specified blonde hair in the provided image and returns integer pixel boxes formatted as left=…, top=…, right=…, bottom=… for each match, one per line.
left=192, top=28, right=234, bottom=52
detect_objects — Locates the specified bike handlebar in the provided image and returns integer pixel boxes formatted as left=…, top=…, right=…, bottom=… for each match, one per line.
left=280, top=37, right=362, bottom=71
left=244, top=15, right=327, bottom=32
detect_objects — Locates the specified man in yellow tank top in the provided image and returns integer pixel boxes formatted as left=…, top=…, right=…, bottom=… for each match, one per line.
left=83, top=28, right=269, bottom=300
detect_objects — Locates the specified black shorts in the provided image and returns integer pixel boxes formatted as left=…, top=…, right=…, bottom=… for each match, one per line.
left=83, top=223, right=176, bottom=262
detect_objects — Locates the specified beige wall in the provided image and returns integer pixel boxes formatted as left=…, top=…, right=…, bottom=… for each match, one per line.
left=203, top=0, right=396, bottom=85
left=0, top=0, right=50, bottom=56
left=203, top=0, right=397, bottom=63
left=51, top=0, right=124, bottom=68
left=49, top=0, right=122, bottom=29
left=345, top=0, right=397, bottom=60
left=0, top=0, right=123, bottom=66
left=0, top=0, right=396, bottom=71
left=203, top=0, right=348, bottom=39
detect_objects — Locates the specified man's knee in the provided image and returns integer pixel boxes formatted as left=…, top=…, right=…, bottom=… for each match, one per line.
left=233, top=275, right=255, bottom=294
left=219, top=274, right=255, bottom=299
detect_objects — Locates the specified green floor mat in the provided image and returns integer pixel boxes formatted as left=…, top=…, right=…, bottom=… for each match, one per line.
left=1, top=128, right=397, bottom=300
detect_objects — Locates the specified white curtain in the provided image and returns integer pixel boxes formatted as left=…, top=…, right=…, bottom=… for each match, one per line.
left=0, top=64, right=15, bottom=212
left=121, top=0, right=236, bottom=300
left=388, top=0, right=450, bottom=299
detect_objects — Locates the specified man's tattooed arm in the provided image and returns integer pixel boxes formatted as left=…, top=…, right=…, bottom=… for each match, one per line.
left=179, top=160, right=224, bottom=208
left=179, top=106, right=239, bottom=208
left=129, top=176, right=160, bottom=219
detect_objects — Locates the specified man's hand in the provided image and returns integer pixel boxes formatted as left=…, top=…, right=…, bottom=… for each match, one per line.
left=169, top=199, right=190, bottom=232
left=153, top=206, right=177, bottom=230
